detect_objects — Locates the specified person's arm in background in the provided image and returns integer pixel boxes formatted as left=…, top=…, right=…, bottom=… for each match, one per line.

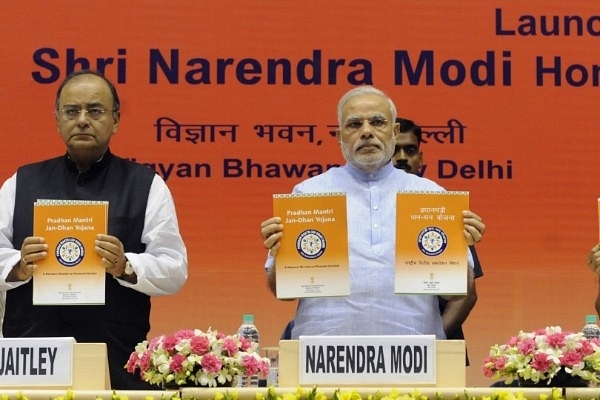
left=441, top=268, right=477, bottom=336
left=587, top=243, right=600, bottom=315
left=440, top=213, right=485, bottom=336
left=441, top=245, right=484, bottom=336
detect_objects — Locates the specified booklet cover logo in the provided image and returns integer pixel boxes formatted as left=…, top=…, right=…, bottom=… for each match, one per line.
left=296, top=229, right=326, bottom=259
left=55, top=237, right=85, bottom=267
left=417, top=226, right=448, bottom=256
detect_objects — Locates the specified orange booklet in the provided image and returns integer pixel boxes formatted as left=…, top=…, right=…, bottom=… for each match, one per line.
left=32, top=199, right=108, bottom=305
left=272, top=193, right=349, bottom=299
left=395, top=191, right=469, bottom=295
left=597, top=198, right=600, bottom=240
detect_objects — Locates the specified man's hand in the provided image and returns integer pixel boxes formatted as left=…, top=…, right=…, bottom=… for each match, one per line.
left=261, top=217, right=283, bottom=256
left=8, top=236, right=48, bottom=282
left=588, top=243, right=600, bottom=274
left=463, top=210, right=485, bottom=246
left=95, top=234, right=126, bottom=278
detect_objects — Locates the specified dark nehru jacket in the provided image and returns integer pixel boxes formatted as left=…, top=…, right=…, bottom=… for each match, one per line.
left=6, top=149, right=156, bottom=389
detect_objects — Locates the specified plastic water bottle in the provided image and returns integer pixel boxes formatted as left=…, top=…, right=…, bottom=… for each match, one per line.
left=582, top=314, right=600, bottom=339
left=237, top=314, right=260, bottom=387
left=583, top=314, right=600, bottom=387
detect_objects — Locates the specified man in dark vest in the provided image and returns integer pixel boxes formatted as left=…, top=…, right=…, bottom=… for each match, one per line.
left=0, top=70, right=188, bottom=389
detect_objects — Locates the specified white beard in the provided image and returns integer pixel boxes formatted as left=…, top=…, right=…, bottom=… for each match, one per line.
left=341, top=139, right=395, bottom=172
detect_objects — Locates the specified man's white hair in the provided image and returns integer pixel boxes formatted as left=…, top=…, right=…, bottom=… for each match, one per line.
left=337, top=86, right=397, bottom=127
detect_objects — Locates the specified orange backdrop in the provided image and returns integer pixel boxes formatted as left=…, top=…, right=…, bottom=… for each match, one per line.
left=1, top=1, right=599, bottom=387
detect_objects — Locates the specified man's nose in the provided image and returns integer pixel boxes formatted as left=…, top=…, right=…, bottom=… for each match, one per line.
left=76, top=110, right=91, bottom=125
left=359, top=120, right=374, bottom=137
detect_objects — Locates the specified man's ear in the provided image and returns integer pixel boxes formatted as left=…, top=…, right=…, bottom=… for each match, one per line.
left=112, top=111, right=120, bottom=133
left=392, top=122, right=400, bottom=141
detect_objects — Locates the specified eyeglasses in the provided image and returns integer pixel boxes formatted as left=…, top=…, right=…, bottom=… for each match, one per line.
left=342, top=116, right=389, bottom=133
left=59, top=106, right=111, bottom=120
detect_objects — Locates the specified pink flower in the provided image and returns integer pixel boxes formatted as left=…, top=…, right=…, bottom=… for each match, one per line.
left=201, top=353, right=223, bottom=374
left=222, top=337, right=239, bottom=357
left=530, top=353, right=552, bottom=373
left=175, top=329, right=195, bottom=339
left=561, top=350, right=583, bottom=367
left=242, top=354, right=261, bottom=376
left=257, top=359, right=270, bottom=378
left=482, top=356, right=496, bottom=374
left=546, top=332, right=567, bottom=348
left=170, top=354, right=186, bottom=373
left=238, top=336, right=253, bottom=352
left=580, top=340, right=595, bottom=355
left=482, top=364, right=495, bottom=378
left=147, top=336, right=163, bottom=351
left=517, top=338, right=536, bottom=355
left=190, top=335, right=210, bottom=355
left=125, top=352, right=139, bottom=373
left=494, top=355, right=507, bottom=370
left=162, top=335, right=180, bottom=352
left=139, top=351, right=151, bottom=372
left=507, top=336, right=519, bottom=346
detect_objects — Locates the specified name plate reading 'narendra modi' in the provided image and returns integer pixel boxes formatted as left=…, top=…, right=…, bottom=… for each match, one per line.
left=0, top=337, right=75, bottom=386
left=299, top=335, right=436, bottom=385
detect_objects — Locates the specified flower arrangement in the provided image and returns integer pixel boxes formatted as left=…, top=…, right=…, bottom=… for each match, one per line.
left=125, top=328, right=270, bottom=388
left=483, top=326, right=600, bottom=385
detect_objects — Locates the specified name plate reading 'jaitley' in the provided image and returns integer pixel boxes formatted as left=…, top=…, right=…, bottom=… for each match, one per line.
left=395, top=191, right=469, bottom=295
left=33, top=199, right=108, bottom=305
left=299, top=335, right=436, bottom=386
left=272, top=193, right=349, bottom=299
left=0, top=337, right=75, bottom=386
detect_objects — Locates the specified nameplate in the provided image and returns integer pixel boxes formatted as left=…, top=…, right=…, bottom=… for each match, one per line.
left=0, top=337, right=75, bottom=386
left=299, top=335, right=436, bottom=385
